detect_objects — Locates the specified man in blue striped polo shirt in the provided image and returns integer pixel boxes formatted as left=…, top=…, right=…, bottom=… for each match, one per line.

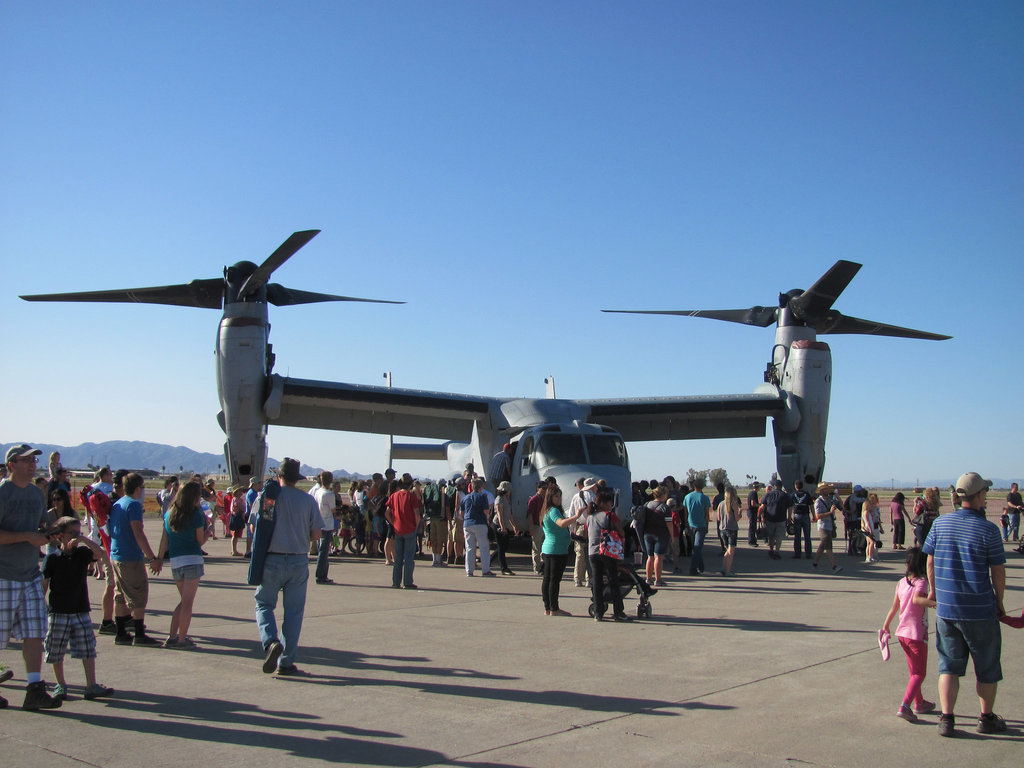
left=923, top=471, right=1006, bottom=737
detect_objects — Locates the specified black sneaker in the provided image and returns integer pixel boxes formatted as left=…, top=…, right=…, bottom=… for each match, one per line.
left=98, top=620, right=117, bottom=635
left=0, top=668, right=13, bottom=684
left=938, top=714, right=955, bottom=737
left=977, top=712, right=1007, bottom=734
left=83, top=683, right=114, bottom=701
left=612, top=613, right=633, bottom=622
left=276, top=664, right=300, bottom=676
left=114, top=634, right=133, bottom=646
left=133, top=634, right=160, bottom=647
left=262, top=639, right=283, bottom=673
left=0, top=694, right=7, bottom=709
left=23, top=681, right=62, bottom=711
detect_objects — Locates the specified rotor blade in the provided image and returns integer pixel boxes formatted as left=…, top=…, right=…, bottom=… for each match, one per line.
left=20, top=278, right=224, bottom=309
left=602, top=306, right=778, bottom=328
left=266, top=284, right=405, bottom=307
left=238, top=230, right=321, bottom=299
left=815, top=311, right=951, bottom=340
left=788, top=260, right=862, bottom=320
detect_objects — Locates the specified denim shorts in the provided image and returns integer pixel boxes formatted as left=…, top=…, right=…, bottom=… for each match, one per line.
left=171, top=563, right=205, bottom=582
left=935, top=616, right=1002, bottom=683
left=643, top=534, right=668, bottom=556
left=719, top=529, right=738, bottom=548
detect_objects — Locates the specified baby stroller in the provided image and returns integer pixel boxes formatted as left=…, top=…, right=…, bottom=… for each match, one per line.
left=587, top=559, right=657, bottom=619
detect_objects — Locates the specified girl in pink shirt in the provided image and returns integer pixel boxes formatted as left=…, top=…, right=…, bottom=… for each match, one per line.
left=881, top=547, right=937, bottom=721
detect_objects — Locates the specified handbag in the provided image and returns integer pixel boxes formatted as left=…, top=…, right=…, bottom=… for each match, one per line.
left=598, top=512, right=624, bottom=560
left=247, top=479, right=281, bottom=586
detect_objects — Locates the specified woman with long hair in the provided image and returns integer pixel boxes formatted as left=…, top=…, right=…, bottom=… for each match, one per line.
left=540, top=485, right=582, bottom=615
left=716, top=486, right=741, bottom=576
left=48, top=451, right=62, bottom=481
left=45, top=488, right=76, bottom=556
left=861, top=492, right=882, bottom=564
left=913, top=487, right=941, bottom=547
left=157, top=481, right=209, bottom=648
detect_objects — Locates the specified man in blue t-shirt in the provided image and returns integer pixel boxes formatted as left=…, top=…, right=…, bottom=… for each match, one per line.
left=923, top=471, right=1006, bottom=737
left=460, top=479, right=494, bottom=577
left=107, top=473, right=162, bottom=647
left=682, top=481, right=711, bottom=576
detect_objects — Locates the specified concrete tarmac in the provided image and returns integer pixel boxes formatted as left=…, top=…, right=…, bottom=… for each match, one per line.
left=1, top=536, right=1021, bottom=768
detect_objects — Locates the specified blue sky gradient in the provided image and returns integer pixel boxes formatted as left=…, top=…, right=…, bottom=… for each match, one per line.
left=2, top=2, right=1021, bottom=485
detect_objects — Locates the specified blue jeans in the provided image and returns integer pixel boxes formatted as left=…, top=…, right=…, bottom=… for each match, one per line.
left=935, top=616, right=1002, bottom=683
left=792, top=514, right=812, bottom=557
left=392, top=532, right=417, bottom=587
left=1007, top=513, right=1020, bottom=541
left=315, top=531, right=332, bottom=581
left=254, top=554, right=309, bottom=667
left=689, top=527, right=708, bottom=575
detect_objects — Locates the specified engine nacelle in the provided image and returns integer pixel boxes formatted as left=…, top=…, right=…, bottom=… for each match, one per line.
left=216, top=301, right=270, bottom=481
left=769, top=324, right=832, bottom=489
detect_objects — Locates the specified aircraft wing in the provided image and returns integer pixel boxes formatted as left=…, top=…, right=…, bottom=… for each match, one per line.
left=265, top=375, right=505, bottom=441
left=579, top=393, right=786, bottom=441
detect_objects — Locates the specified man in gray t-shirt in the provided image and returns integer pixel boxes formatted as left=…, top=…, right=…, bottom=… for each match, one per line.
left=0, top=444, right=62, bottom=710
left=253, top=458, right=321, bottom=677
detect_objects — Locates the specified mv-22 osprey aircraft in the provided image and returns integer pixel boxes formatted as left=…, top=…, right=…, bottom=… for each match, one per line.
left=22, top=230, right=949, bottom=525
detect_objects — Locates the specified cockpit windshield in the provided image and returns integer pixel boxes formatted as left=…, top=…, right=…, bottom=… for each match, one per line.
left=529, top=432, right=628, bottom=469
left=533, top=434, right=586, bottom=467
left=585, top=434, right=629, bottom=468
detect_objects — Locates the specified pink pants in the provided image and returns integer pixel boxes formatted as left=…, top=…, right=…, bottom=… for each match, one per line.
left=899, top=636, right=928, bottom=707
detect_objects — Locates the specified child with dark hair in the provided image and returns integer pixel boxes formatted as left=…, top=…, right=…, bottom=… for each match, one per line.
left=43, top=516, right=114, bottom=701
left=880, top=547, right=936, bottom=721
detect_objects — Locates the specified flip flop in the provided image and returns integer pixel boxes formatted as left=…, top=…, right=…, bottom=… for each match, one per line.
left=878, top=629, right=891, bottom=661
left=998, top=609, right=1024, bottom=629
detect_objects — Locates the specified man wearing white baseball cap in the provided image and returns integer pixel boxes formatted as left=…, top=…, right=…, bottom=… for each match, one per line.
left=922, top=471, right=1006, bottom=737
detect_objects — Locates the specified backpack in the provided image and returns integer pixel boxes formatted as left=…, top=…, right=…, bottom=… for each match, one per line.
left=422, top=482, right=442, bottom=518
left=87, top=486, right=112, bottom=526
left=793, top=490, right=812, bottom=515
left=247, top=479, right=282, bottom=586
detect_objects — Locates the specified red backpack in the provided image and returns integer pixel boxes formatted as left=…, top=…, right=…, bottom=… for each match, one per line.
left=87, top=487, right=113, bottom=525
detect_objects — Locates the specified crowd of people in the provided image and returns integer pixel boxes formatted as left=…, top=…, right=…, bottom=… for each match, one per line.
left=0, top=444, right=1016, bottom=736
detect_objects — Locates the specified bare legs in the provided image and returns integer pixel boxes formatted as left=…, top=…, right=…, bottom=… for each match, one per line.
left=169, top=577, right=201, bottom=643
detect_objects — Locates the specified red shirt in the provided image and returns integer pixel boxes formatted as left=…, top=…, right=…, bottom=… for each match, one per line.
left=527, top=493, right=544, bottom=526
left=386, top=490, right=422, bottom=535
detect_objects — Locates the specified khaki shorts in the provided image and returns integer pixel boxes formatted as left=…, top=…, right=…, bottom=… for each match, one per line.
left=111, top=559, right=149, bottom=611
left=428, top=518, right=447, bottom=552
left=449, top=519, right=464, bottom=541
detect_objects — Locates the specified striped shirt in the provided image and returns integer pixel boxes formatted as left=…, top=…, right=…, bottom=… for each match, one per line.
left=922, top=507, right=1005, bottom=621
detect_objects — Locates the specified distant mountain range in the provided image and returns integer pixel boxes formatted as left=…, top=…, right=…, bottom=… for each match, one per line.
left=1, top=440, right=370, bottom=480
left=4, top=440, right=1013, bottom=489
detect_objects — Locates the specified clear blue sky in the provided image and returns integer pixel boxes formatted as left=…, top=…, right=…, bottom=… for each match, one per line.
left=2, top=2, right=1021, bottom=486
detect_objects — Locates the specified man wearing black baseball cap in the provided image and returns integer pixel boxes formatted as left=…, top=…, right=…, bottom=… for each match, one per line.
left=0, top=444, right=62, bottom=710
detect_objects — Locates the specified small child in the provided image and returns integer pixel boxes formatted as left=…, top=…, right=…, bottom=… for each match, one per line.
left=881, top=547, right=936, bottom=721
left=42, top=516, right=115, bottom=702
